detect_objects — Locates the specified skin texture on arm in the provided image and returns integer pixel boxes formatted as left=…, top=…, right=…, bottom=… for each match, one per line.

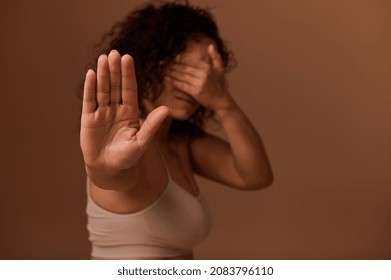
left=165, top=39, right=273, bottom=190
left=191, top=103, right=274, bottom=190
left=80, top=50, right=170, bottom=191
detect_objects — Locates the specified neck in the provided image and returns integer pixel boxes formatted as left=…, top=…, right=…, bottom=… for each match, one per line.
left=155, top=115, right=173, bottom=141
left=142, top=98, right=173, bottom=141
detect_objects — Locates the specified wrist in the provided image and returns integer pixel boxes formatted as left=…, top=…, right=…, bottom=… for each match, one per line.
left=213, top=95, right=239, bottom=120
left=85, top=163, right=121, bottom=179
left=85, top=164, right=139, bottom=191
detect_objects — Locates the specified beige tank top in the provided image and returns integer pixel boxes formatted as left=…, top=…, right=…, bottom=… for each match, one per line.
left=86, top=155, right=212, bottom=259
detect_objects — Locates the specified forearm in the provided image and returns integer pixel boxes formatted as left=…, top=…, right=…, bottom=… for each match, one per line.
left=214, top=97, right=273, bottom=188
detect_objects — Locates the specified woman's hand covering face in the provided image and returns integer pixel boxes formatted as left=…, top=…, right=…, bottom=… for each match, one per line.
left=165, top=44, right=232, bottom=113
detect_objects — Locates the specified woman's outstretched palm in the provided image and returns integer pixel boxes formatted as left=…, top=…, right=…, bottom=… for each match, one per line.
left=80, top=50, right=169, bottom=172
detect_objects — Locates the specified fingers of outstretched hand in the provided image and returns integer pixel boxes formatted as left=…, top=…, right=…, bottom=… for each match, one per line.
left=82, top=69, right=97, bottom=114
left=121, top=55, right=138, bottom=107
left=83, top=52, right=139, bottom=115
left=137, top=106, right=170, bottom=148
left=97, top=55, right=110, bottom=106
left=108, top=50, right=122, bottom=104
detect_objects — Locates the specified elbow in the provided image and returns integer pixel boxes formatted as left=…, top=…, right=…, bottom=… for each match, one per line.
left=240, top=173, right=274, bottom=191
left=260, top=175, right=274, bottom=189
left=247, top=179, right=274, bottom=191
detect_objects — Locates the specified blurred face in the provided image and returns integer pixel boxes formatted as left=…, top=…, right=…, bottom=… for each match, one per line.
left=152, top=37, right=216, bottom=120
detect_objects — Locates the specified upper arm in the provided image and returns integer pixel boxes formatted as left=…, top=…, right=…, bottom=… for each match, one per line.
left=189, top=133, right=247, bottom=189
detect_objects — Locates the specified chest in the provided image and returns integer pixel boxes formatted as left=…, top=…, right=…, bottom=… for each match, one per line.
left=90, top=137, right=199, bottom=214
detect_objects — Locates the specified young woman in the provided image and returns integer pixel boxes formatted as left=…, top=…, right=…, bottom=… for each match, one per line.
left=80, top=1, right=273, bottom=260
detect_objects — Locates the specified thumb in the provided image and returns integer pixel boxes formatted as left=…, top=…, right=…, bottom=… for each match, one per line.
left=136, top=105, right=170, bottom=148
left=208, top=44, right=223, bottom=69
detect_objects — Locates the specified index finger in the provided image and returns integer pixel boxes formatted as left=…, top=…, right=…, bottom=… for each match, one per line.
left=121, top=55, right=138, bottom=107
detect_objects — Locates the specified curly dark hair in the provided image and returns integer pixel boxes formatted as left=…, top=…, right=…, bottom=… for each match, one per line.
left=90, top=0, right=235, bottom=135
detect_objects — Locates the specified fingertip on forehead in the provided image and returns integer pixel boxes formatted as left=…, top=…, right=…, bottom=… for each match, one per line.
left=182, top=36, right=217, bottom=60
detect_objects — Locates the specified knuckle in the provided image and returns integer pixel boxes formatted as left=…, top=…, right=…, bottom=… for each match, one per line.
left=111, top=85, right=121, bottom=92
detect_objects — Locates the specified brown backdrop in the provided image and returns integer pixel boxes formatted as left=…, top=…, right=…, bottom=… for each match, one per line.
left=1, top=0, right=390, bottom=259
